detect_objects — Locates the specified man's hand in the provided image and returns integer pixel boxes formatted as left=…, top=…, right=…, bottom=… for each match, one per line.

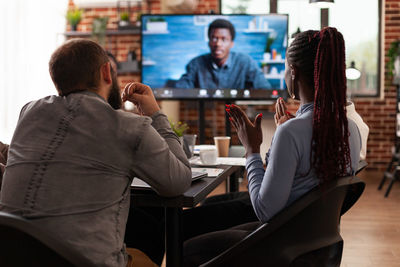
left=121, top=82, right=160, bottom=116
left=226, top=104, right=262, bottom=157
left=274, top=97, right=295, bottom=126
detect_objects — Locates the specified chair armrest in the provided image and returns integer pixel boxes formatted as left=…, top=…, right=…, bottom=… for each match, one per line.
left=200, top=176, right=365, bottom=267
left=356, top=160, right=368, bottom=175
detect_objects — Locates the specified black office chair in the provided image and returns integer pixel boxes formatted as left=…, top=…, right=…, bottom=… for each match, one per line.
left=0, top=211, right=96, bottom=267
left=196, top=176, right=365, bottom=267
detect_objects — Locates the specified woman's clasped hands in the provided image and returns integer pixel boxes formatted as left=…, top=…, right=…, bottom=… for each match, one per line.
left=274, top=97, right=295, bottom=126
left=225, top=104, right=262, bottom=157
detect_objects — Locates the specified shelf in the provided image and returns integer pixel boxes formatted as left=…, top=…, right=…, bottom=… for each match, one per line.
left=142, top=59, right=156, bottom=66
left=261, top=59, right=285, bottom=64
left=142, top=30, right=170, bottom=35
left=264, top=74, right=284, bottom=79
left=243, top=29, right=274, bottom=33
left=64, top=29, right=140, bottom=37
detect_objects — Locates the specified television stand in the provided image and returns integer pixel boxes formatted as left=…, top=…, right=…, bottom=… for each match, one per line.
left=197, top=100, right=232, bottom=144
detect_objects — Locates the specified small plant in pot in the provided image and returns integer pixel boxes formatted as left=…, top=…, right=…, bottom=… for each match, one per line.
left=92, top=17, right=109, bottom=47
left=66, top=8, right=82, bottom=31
left=136, top=12, right=142, bottom=27
left=169, top=119, right=195, bottom=158
left=119, top=11, right=130, bottom=27
left=169, top=119, right=189, bottom=138
left=146, top=17, right=167, bottom=32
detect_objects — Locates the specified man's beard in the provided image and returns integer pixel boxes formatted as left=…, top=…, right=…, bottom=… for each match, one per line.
left=108, top=74, right=122, bottom=110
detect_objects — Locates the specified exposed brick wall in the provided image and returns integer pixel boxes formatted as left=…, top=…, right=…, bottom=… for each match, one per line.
left=67, top=0, right=397, bottom=171
left=356, top=0, right=399, bottom=171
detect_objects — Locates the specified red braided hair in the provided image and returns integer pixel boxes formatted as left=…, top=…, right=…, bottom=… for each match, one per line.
left=287, top=27, right=351, bottom=183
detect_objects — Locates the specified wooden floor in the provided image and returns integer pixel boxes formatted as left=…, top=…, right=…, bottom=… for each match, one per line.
left=340, top=170, right=400, bottom=267
left=158, top=170, right=400, bottom=267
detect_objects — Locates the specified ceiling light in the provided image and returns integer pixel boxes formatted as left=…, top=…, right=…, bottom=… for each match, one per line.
left=309, top=0, right=334, bottom=8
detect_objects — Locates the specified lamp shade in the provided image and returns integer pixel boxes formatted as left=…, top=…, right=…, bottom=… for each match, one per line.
left=309, top=0, right=334, bottom=8
left=346, top=61, right=361, bottom=80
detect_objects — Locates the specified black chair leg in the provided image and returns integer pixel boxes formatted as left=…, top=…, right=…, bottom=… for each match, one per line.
left=385, top=179, right=396, bottom=198
left=378, top=174, right=387, bottom=190
left=379, top=153, right=397, bottom=190
left=384, top=169, right=399, bottom=197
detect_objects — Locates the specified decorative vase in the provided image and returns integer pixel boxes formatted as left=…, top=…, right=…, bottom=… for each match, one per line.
left=71, top=24, right=77, bottom=31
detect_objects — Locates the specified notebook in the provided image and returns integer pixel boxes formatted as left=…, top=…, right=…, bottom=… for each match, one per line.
left=131, top=170, right=208, bottom=188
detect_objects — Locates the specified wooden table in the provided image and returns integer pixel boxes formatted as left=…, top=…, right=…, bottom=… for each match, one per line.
left=131, top=165, right=243, bottom=267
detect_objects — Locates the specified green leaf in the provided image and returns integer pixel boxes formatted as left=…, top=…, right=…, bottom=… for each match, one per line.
left=66, top=8, right=82, bottom=26
left=169, top=119, right=189, bottom=137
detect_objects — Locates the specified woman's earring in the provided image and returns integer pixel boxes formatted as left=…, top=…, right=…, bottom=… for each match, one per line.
left=291, top=76, right=296, bottom=99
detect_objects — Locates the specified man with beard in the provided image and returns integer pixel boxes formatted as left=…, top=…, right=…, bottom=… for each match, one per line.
left=0, top=39, right=191, bottom=267
left=175, top=19, right=271, bottom=89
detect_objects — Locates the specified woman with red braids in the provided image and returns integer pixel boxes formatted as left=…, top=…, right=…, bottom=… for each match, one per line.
left=183, top=27, right=361, bottom=266
left=228, top=27, right=361, bottom=222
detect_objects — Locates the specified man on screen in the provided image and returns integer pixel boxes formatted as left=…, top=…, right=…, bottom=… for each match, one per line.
left=175, top=19, right=271, bottom=89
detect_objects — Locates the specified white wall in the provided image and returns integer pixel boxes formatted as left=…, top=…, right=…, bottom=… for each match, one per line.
left=0, top=0, right=68, bottom=143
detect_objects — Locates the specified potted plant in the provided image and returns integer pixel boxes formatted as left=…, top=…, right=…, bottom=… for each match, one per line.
left=66, top=8, right=82, bottom=31
left=92, top=17, right=109, bottom=46
left=387, top=40, right=400, bottom=84
left=136, top=12, right=142, bottom=27
left=146, top=17, right=167, bottom=32
left=169, top=119, right=189, bottom=139
left=263, top=33, right=276, bottom=61
left=119, top=11, right=130, bottom=27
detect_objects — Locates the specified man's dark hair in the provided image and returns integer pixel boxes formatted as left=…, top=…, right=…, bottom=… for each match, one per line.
left=49, top=39, right=109, bottom=96
left=208, top=19, right=235, bottom=41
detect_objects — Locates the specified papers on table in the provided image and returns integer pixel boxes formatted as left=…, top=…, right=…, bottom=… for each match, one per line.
left=189, top=156, right=246, bottom=166
left=217, top=157, right=246, bottom=166
left=191, top=167, right=224, bottom=177
left=131, top=167, right=219, bottom=188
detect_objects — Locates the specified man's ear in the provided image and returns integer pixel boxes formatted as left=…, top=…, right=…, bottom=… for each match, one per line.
left=101, top=62, right=112, bottom=84
left=229, top=41, right=234, bottom=49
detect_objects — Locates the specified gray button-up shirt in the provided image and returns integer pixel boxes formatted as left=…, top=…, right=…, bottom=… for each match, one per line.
left=175, top=52, right=272, bottom=89
left=0, top=91, right=191, bottom=266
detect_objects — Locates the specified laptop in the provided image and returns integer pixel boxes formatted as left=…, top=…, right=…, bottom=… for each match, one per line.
left=132, top=170, right=208, bottom=189
left=191, top=171, right=208, bottom=181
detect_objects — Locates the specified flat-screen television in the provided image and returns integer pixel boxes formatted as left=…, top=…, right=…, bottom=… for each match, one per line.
left=141, top=14, right=288, bottom=100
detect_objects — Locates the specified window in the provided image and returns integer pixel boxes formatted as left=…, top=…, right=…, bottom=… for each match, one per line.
left=0, top=0, right=67, bottom=142
left=223, top=0, right=381, bottom=98
left=278, top=0, right=320, bottom=39
left=329, top=0, right=380, bottom=97
left=222, top=0, right=270, bottom=14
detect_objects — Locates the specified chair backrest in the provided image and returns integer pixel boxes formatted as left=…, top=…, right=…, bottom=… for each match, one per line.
left=200, top=176, right=365, bottom=267
left=228, top=146, right=246, bottom=158
left=0, top=211, right=97, bottom=267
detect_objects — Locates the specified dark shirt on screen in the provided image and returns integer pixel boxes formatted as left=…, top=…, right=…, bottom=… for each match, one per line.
left=175, top=52, right=272, bottom=89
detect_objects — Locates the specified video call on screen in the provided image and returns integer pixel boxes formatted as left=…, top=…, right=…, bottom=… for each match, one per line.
left=141, top=14, right=288, bottom=92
